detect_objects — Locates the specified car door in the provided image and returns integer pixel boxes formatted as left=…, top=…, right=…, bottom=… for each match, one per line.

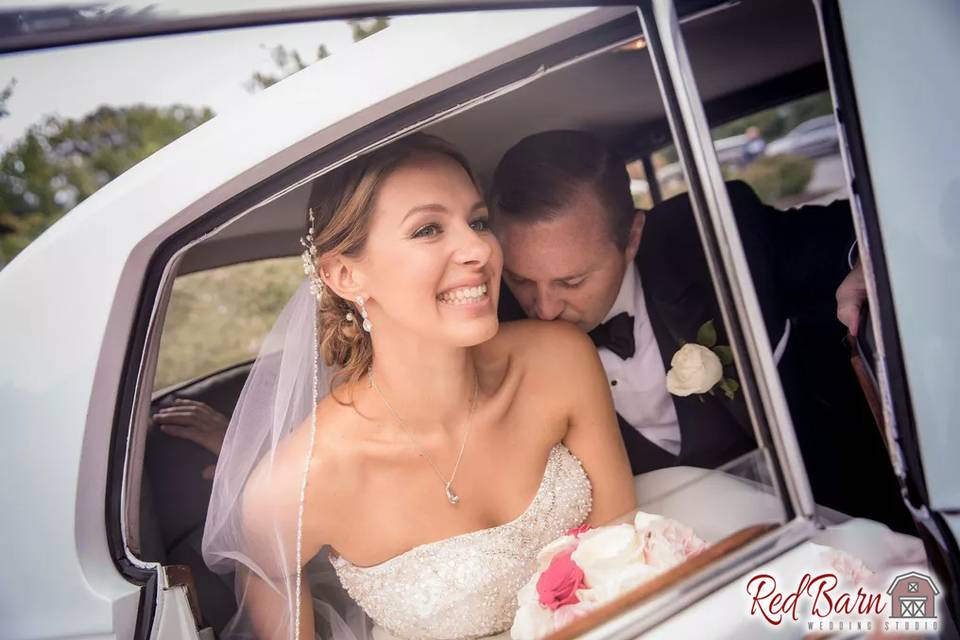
left=1, top=1, right=875, bottom=639
left=127, top=3, right=820, bottom=637
left=816, top=0, right=960, bottom=630
left=0, top=5, right=674, bottom=640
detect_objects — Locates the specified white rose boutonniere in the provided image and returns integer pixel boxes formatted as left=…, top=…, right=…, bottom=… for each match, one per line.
left=665, top=320, right=740, bottom=400
left=665, top=344, right=723, bottom=396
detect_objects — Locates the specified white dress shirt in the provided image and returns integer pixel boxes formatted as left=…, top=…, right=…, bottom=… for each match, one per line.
left=595, top=263, right=682, bottom=455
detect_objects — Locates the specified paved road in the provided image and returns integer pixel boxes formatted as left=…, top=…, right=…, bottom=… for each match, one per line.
left=809, top=154, right=845, bottom=193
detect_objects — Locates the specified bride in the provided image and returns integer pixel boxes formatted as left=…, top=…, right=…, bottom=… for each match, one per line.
left=202, top=133, right=637, bottom=640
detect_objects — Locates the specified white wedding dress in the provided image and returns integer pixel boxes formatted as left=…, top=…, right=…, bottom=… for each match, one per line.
left=326, top=448, right=924, bottom=640
left=331, top=443, right=593, bottom=640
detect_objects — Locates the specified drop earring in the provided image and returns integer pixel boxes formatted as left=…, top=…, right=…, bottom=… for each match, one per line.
left=355, top=295, right=372, bottom=332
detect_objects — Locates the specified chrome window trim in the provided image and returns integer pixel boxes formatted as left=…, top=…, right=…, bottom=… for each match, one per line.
left=638, top=0, right=817, bottom=522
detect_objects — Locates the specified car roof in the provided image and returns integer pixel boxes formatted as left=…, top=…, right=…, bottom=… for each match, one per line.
left=176, top=0, right=825, bottom=274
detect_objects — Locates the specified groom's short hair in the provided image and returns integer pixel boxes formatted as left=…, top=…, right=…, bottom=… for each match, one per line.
left=490, top=130, right=636, bottom=250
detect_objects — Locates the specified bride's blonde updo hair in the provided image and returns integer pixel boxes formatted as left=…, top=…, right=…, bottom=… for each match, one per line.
left=305, top=133, right=480, bottom=391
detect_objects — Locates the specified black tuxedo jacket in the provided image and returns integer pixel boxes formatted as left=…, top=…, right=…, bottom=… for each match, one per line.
left=499, top=181, right=855, bottom=474
left=499, top=180, right=914, bottom=531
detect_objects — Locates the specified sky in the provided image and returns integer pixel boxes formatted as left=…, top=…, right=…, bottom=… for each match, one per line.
left=0, top=16, right=362, bottom=149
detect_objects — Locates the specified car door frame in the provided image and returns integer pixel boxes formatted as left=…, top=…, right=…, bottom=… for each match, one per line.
left=61, top=1, right=821, bottom=637
left=108, top=9, right=658, bottom=638
left=815, top=0, right=960, bottom=629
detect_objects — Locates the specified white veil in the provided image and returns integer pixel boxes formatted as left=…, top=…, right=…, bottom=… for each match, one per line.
left=201, top=277, right=373, bottom=640
left=202, top=133, right=480, bottom=640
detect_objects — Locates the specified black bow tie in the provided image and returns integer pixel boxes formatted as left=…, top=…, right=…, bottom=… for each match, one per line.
left=588, top=312, right=636, bottom=360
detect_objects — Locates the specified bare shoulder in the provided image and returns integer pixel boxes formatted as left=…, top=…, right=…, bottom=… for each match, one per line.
left=490, top=319, right=601, bottom=391
left=495, top=319, right=597, bottom=369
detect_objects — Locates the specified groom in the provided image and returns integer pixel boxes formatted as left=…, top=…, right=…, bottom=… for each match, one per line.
left=490, top=130, right=910, bottom=530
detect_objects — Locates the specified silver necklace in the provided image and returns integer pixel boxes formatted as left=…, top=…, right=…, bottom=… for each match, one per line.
left=368, top=367, right=478, bottom=505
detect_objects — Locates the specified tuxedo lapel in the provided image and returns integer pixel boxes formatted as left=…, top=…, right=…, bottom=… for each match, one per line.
left=634, top=207, right=754, bottom=465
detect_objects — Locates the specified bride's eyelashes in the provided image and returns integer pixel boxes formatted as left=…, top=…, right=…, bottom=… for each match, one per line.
left=410, top=216, right=491, bottom=240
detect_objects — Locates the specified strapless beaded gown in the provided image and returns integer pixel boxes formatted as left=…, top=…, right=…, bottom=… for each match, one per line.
left=331, top=443, right=592, bottom=640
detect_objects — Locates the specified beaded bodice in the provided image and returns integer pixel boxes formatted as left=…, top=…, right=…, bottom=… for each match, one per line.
left=330, top=443, right=592, bottom=640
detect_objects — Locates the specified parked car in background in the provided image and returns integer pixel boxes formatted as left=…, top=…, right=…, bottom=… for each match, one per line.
left=765, top=114, right=840, bottom=158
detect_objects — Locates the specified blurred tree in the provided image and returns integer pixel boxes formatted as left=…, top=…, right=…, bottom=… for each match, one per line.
left=0, top=16, right=392, bottom=265
left=349, top=16, right=389, bottom=41
left=0, top=79, right=15, bottom=119
left=246, top=43, right=330, bottom=92
left=0, top=104, right=213, bottom=261
left=246, top=17, right=390, bottom=92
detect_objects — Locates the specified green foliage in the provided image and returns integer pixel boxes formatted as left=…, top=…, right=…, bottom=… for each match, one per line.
left=696, top=320, right=717, bottom=348
left=247, top=17, right=389, bottom=93
left=0, top=79, right=15, bottom=119
left=349, top=17, right=390, bottom=41
left=651, top=92, right=834, bottom=171
left=712, top=345, right=734, bottom=366
left=718, top=377, right=739, bottom=400
left=732, top=154, right=815, bottom=203
left=0, top=104, right=213, bottom=263
left=155, top=257, right=304, bottom=389
left=246, top=43, right=329, bottom=92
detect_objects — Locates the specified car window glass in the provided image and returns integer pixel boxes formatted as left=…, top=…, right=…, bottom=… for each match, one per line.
left=675, top=0, right=916, bottom=538
left=155, top=257, right=302, bottom=390
left=625, top=158, right=654, bottom=210
left=650, top=90, right=843, bottom=210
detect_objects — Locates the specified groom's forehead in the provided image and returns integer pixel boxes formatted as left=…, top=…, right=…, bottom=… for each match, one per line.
left=499, top=215, right=614, bottom=279
left=498, top=201, right=612, bottom=248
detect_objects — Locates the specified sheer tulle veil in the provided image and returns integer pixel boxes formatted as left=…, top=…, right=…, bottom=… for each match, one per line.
left=201, top=277, right=371, bottom=639
left=202, top=133, right=479, bottom=639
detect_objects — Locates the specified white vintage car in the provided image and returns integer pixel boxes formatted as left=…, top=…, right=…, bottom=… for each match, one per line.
left=1, top=1, right=958, bottom=639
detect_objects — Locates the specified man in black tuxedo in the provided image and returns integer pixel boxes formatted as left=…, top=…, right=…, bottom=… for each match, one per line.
left=490, top=129, right=912, bottom=532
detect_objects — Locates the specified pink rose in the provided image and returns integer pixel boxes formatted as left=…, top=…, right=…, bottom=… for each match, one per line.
left=566, top=524, right=592, bottom=539
left=641, top=519, right=707, bottom=566
left=823, top=549, right=874, bottom=585
left=536, top=548, right=586, bottom=611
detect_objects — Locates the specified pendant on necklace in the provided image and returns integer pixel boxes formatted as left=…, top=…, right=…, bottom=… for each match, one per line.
left=445, top=482, right=460, bottom=505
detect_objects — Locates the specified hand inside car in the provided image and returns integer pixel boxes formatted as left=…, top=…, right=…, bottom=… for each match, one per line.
left=836, top=260, right=867, bottom=336
left=152, top=398, right=229, bottom=478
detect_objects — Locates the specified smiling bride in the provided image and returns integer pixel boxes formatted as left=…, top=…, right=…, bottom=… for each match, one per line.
left=201, top=134, right=638, bottom=640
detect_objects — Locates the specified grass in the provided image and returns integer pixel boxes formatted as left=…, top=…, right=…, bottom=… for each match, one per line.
left=155, top=256, right=304, bottom=390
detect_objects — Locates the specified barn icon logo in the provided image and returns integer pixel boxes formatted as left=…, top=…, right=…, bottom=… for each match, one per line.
left=886, top=571, right=939, bottom=619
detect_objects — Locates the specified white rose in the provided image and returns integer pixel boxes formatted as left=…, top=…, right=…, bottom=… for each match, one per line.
left=576, top=562, right=661, bottom=606
left=510, top=599, right=595, bottom=640
left=638, top=517, right=708, bottom=567
left=633, top=511, right=664, bottom=531
left=570, top=524, right=644, bottom=586
left=515, top=571, right=539, bottom=608
left=665, top=343, right=723, bottom=396
left=510, top=598, right=556, bottom=640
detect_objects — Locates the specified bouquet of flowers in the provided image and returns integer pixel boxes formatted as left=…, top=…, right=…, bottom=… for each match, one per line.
left=510, top=512, right=708, bottom=640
